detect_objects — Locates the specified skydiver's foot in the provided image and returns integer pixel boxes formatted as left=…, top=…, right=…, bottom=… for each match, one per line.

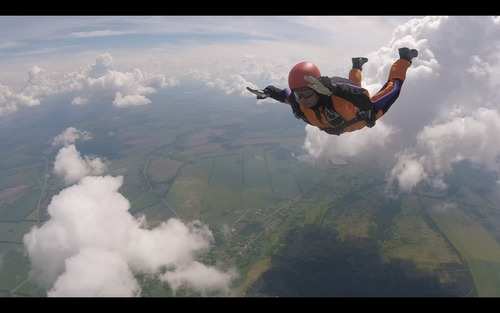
left=352, top=57, right=369, bottom=70
left=398, top=47, right=418, bottom=62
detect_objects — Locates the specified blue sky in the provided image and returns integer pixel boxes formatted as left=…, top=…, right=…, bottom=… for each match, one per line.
left=0, top=16, right=410, bottom=61
left=0, top=16, right=414, bottom=88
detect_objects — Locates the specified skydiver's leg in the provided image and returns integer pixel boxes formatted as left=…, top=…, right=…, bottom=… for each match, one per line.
left=349, top=57, right=368, bottom=87
left=370, top=58, right=411, bottom=118
left=349, top=69, right=362, bottom=87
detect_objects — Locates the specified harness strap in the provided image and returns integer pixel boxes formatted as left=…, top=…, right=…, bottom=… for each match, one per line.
left=322, top=109, right=376, bottom=135
left=322, top=115, right=363, bottom=135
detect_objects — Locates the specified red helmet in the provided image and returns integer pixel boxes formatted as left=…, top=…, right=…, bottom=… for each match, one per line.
left=288, top=61, right=321, bottom=90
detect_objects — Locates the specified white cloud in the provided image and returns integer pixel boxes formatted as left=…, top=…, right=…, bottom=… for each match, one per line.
left=303, top=121, right=394, bottom=164
left=23, top=175, right=235, bottom=296
left=48, top=248, right=140, bottom=297
left=417, top=107, right=500, bottom=172
left=205, top=74, right=259, bottom=98
left=88, top=53, right=113, bottom=78
left=28, top=65, right=43, bottom=82
left=53, top=144, right=107, bottom=185
left=0, top=53, right=176, bottom=116
left=113, top=92, right=151, bottom=107
left=0, top=83, right=40, bottom=115
left=387, top=152, right=428, bottom=192
left=0, top=66, right=53, bottom=116
left=162, top=261, right=235, bottom=295
left=389, top=108, right=500, bottom=191
left=67, top=54, right=170, bottom=107
left=52, top=127, right=92, bottom=147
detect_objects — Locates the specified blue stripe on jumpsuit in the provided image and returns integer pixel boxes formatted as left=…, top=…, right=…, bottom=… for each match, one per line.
left=371, top=80, right=403, bottom=113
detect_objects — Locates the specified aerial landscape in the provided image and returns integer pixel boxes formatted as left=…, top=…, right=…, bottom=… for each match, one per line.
left=1, top=16, right=500, bottom=297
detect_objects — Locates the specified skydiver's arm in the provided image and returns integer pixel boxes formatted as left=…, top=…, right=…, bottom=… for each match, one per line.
left=263, top=86, right=290, bottom=103
left=262, top=86, right=304, bottom=120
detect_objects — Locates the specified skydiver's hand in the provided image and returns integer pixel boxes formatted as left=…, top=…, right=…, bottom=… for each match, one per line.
left=358, top=109, right=376, bottom=128
left=247, top=87, right=268, bottom=99
left=304, top=76, right=333, bottom=96
left=263, top=85, right=287, bottom=102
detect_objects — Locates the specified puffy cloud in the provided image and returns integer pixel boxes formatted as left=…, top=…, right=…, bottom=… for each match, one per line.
left=52, top=127, right=92, bottom=147
left=0, top=83, right=40, bottom=115
left=206, top=74, right=258, bottom=98
left=387, top=152, right=428, bottom=192
left=303, top=121, right=394, bottom=164
left=28, top=65, right=44, bottom=84
left=389, top=108, right=500, bottom=191
left=0, top=53, right=176, bottom=116
left=0, top=65, right=57, bottom=115
left=375, top=16, right=500, bottom=192
left=48, top=248, right=140, bottom=297
left=88, top=53, right=114, bottom=78
left=187, top=54, right=290, bottom=100
left=113, top=92, right=151, bottom=107
left=67, top=55, right=169, bottom=107
left=24, top=175, right=234, bottom=296
left=362, top=16, right=500, bottom=138
left=179, top=41, right=353, bottom=101
left=417, top=107, right=500, bottom=172
left=162, top=261, right=235, bottom=295
left=53, top=144, right=107, bottom=185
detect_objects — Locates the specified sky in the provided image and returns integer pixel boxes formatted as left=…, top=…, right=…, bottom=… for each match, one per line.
left=2, top=15, right=500, bottom=296
left=0, top=16, right=411, bottom=85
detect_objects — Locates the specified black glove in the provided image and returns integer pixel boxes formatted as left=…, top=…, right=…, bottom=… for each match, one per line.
left=263, top=85, right=287, bottom=102
left=358, top=109, right=376, bottom=128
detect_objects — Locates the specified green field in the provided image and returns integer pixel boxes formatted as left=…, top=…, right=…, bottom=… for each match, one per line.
left=0, top=243, right=30, bottom=291
left=2, top=90, right=500, bottom=296
left=426, top=199, right=500, bottom=296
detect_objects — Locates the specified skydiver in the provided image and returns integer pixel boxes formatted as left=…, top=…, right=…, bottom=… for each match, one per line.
left=247, top=47, right=418, bottom=136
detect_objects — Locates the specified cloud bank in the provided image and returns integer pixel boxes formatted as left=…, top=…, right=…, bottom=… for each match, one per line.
left=25, top=143, right=234, bottom=296
left=388, top=108, right=500, bottom=192
left=0, top=53, right=177, bottom=116
left=52, top=127, right=92, bottom=147
left=53, top=144, right=107, bottom=185
left=303, top=121, right=395, bottom=163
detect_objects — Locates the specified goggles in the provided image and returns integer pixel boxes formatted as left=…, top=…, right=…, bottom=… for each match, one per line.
left=294, top=89, right=315, bottom=102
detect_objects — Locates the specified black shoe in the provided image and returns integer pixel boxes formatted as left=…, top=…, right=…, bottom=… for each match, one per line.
left=398, top=47, right=418, bottom=62
left=352, top=57, right=369, bottom=70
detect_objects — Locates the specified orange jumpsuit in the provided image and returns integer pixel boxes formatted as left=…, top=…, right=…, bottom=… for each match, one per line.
left=289, top=59, right=411, bottom=134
